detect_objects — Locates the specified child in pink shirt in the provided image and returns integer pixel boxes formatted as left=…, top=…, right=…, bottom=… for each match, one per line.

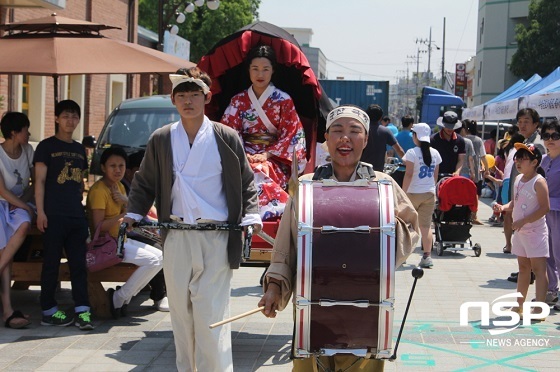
left=494, top=143, right=549, bottom=320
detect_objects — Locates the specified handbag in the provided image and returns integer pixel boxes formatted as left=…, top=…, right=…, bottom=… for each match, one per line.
left=86, top=223, right=124, bottom=272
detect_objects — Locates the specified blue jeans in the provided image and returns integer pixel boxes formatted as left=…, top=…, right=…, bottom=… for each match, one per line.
left=40, top=215, right=90, bottom=312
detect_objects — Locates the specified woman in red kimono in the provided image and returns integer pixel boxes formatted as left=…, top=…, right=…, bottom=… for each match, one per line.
left=221, top=45, right=306, bottom=220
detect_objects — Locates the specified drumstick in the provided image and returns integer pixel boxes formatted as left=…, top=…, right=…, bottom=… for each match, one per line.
left=209, top=306, right=265, bottom=329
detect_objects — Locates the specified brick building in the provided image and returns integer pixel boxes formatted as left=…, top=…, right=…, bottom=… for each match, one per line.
left=0, top=0, right=157, bottom=144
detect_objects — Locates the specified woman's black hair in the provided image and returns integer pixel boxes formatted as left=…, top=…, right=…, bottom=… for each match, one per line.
left=541, top=119, right=560, bottom=134
left=0, top=111, right=30, bottom=139
left=100, top=147, right=128, bottom=167
left=246, top=45, right=277, bottom=71
left=419, top=141, right=432, bottom=166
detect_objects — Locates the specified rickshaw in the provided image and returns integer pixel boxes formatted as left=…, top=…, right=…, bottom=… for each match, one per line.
left=198, top=21, right=333, bottom=266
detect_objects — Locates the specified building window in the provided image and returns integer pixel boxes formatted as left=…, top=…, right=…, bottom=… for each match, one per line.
left=22, top=75, right=30, bottom=116
left=478, top=62, right=482, bottom=86
left=479, top=18, right=484, bottom=44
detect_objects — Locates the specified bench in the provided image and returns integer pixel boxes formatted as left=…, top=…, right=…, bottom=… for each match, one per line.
left=11, top=227, right=137, bottom=319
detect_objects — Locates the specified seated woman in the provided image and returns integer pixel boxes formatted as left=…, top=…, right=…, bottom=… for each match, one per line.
left=221, top=45, right=306, bottom=220
left=86, top=147, right=163, bottom=319
left=0, top=112, right=34, bottom=329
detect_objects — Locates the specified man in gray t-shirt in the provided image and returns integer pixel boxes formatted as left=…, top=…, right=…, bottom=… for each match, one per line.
left=464, top=120, right=488, bottom=190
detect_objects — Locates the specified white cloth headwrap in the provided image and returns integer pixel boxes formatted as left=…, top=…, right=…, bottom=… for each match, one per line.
left=326, top=106, right=370, bottom=133
left=169, top=74, right=210, bottom=95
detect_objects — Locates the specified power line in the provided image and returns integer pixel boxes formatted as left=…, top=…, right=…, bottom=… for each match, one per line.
left=329, top=60, right=397, bottom=66
left=327, top=59, right=395, bottom=79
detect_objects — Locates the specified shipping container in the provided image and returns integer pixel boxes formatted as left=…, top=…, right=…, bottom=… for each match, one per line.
left=319, top=80, right=390, bottom=115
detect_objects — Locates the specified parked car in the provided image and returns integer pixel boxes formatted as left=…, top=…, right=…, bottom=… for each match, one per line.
left=476, top=121, right=513, bottom=140
left=83, top=95, right=178, bottom=176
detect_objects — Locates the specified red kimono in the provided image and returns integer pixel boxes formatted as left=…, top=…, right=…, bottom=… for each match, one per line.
left=221, top=85, right=306, bottom=220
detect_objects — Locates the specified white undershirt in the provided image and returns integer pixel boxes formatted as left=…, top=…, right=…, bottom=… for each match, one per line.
left=170, top=117, right=227, bottom=223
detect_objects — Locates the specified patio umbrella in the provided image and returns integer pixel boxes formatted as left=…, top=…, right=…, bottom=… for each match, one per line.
left=0, top=14, right=195, bottom=103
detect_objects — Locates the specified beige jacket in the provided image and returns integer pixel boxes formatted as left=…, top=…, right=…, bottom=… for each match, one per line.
left=264, top=163, right=420, bottom=311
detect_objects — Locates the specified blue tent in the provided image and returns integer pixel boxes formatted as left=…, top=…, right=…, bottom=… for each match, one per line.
left=484, top=78, right=526, bottom=104
left=516, top=67, right=560, bottom=96
left=529, top=73, right=560, bottom=95
left=485, top=74, right=541, bottom=103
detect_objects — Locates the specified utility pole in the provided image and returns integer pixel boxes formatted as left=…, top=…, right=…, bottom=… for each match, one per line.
left=427, top=27, right=432, bottom=86
left=408, top=50, right=426, bottom=98
left=417, top=27, right=440, bottom=88
left=405, top=61, right=415, bottom=114
left=157, top=0, right=165, bottom=94
left=442, top=17, right=446, bottom=89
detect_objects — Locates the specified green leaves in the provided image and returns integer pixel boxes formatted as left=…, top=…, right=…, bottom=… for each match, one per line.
left=510, top=0, right=560, bottom=78
left=138, top=0, right=261, bottom=63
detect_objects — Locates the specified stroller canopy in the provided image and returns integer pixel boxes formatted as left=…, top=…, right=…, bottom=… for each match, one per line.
left=437, top=176, right=478, bottom=213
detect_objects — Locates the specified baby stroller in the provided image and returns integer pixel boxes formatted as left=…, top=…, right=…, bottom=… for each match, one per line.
left=433, top=176, right=482, bottom=257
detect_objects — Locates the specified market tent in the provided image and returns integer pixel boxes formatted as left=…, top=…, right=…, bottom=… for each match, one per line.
left=463, top=78, right=530, bottom=120
left=484, top=78, right=527, bottom=104
left=521, top=72, right=560, bottom=118
left=483, top=74, right=542, bottom=120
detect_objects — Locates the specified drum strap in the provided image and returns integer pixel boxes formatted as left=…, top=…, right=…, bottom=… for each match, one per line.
left=312, top=162, right=376, bottom=181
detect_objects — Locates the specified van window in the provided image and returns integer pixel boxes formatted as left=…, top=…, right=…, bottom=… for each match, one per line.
left=98, top=108, right=179, bottom=148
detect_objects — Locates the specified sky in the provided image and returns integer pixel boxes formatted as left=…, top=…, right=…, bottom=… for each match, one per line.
left=257, top=0, right=479, bottom=83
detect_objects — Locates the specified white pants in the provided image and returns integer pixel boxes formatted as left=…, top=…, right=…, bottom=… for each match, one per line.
left=113, top=238, right=163, bottom=309
left=164, top=229, right=233, bottom=372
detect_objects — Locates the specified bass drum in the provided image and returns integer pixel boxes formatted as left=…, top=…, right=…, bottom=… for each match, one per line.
left=294, top=179, right=396, bottom=359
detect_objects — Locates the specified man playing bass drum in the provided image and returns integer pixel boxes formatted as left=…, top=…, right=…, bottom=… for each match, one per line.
left=259, top=105, right=420, bottom=371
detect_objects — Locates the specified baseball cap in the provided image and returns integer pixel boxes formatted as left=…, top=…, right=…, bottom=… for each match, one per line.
left=411, top=123, right=432, bottom=143
left=514, top=142, right=542, bottom=164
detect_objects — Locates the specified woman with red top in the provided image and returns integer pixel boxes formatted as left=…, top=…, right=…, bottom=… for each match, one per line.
left=221, top=45, right=306, bottom=221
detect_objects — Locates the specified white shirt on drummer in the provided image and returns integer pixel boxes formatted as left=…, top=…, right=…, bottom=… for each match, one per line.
left=170, top=117, right=228, bottom=224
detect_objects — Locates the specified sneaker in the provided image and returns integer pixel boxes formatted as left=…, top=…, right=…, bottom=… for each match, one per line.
left=155, top=297, right=170, bottom=312
left=75, top=311, right=94, bottom=330
left=546, top=291, right=559, bottom=305
left=41, top=310, right=73, bottom=327
left=419, top=256, right=433, bottom=268
left=532, top=291, right=559, bottom=306
left=488, top=216, right=496, bottom=223
left=554, top=300, right=560, bottom=311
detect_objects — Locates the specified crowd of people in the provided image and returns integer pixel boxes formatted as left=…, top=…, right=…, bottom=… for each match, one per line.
left=1, top=43, right=559, bottom=370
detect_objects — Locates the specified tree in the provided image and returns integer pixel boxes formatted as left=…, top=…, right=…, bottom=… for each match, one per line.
left=510, top=0, right=560, bottom=78
left=139, top=0, right=260, bottom=63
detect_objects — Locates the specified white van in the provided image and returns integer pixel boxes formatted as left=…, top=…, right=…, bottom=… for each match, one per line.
left=476, top=122, right=513, bottom=140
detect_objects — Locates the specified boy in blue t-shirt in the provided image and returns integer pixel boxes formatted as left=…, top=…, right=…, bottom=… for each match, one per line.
left=34, top=100, right=93, bottom=330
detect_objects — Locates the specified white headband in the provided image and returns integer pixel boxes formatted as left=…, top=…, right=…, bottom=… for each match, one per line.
left=169, top=74, right=210, bottom=95
left=326, top=106, right=370, bottom=133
